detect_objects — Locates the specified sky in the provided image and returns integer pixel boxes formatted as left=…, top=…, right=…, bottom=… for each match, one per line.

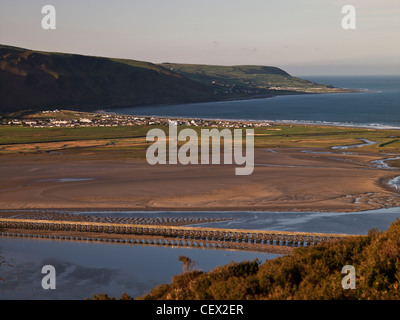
left=0, top=0, right=399, bottom=76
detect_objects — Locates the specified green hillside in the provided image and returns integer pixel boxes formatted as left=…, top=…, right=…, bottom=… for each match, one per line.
left=160, top=63, right=341, bottom=94
left=0, top=44, right=353, bottom=114
left=0, top=45, right=215, bottom=113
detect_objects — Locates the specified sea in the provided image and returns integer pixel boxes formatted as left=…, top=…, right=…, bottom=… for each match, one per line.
left=111, top=75, right=400, bottom=129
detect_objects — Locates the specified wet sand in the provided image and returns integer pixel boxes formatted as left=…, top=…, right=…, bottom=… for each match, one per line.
left=0, top=211, right=231, bottom=226
left=0, top=148, right=399, bottom=212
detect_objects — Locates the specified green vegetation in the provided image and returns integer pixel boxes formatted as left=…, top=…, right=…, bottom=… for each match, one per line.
left=251, top=125, right=400, bottom=152
left=1, top=121, right=400, bottom=156
left=0, top=125, right=151, bottom=145
left=1, top=110, right=400, bottom=162
left=137, top=220, right=400, bottom=300
left=160, top=63, right=353, bottom=94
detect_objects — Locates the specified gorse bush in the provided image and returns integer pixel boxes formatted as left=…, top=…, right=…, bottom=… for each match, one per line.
left=138, top=219, right=400, bottom=300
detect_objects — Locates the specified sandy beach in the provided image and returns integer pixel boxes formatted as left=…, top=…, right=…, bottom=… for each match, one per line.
left=0, top=148, right=399, bottom=212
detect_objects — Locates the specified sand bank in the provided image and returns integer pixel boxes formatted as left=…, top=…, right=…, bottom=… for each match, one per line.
left=0, top=148, right=399, bottom=212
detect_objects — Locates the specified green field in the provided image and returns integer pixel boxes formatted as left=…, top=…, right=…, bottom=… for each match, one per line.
left=0, top=126, right=152, bottom=145
left=1, top=123, right=400, bottom=160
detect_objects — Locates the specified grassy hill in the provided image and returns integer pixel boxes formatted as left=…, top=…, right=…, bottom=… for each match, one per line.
left=136, top=220, right=400, bottom=300
left=160, top=63, right=341, bottom=94
left=0, top=44, right=352, bottom=114
left=0, top=45, right=215, bottom=113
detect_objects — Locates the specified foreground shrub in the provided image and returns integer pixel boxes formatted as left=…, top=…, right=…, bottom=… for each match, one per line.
left=138, top=219, right=400, bottom=300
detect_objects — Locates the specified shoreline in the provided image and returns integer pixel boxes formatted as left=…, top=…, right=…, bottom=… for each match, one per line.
left=95, top=86, right=400, bottom=132
left=0, top=87, right=358, bottom=119
left=102, top=110, right=400, bottom=131
left=97, top=87, right=360, bottom=115
left=5, top=100, right=400, bottom=130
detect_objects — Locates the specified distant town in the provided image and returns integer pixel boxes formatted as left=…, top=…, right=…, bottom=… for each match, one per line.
left=1, top=109, right=274, bottom=129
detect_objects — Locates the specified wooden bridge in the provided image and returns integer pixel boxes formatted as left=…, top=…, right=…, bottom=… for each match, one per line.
left=0, top=218, right=356, bottom=249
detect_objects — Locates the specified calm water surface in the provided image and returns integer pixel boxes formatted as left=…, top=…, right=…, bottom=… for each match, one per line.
left=0, top=237, right=279, bottom=300
left=2, top=206, right=399, bottom=299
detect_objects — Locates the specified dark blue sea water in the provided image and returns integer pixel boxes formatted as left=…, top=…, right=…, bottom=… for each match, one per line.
left=112, top=76, right=400, bottom=129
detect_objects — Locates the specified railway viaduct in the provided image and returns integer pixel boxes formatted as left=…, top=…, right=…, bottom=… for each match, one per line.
left=0, top=218, right=356, bottom=249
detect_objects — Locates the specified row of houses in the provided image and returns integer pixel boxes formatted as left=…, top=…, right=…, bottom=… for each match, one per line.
left=3, top=112, right=273, bottom=129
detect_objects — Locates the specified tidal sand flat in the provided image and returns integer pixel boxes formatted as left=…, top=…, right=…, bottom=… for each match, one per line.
left=0, top=148, right=399, bottom=212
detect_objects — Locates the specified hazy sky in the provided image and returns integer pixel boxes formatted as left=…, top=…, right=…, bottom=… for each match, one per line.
left=1, top=0, right=399, bottom=75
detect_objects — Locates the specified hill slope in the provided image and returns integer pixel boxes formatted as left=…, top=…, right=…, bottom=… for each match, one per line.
left=160, top=63, right=337, bottom=94
left=0, top=45, right=215, bottom=113
left=0, top=45, right=350, bottom=114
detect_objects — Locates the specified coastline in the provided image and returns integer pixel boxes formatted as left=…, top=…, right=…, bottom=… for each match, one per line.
left=97, top=76, right=360, bottom=115
left=105, top=94, right=397, bottom=132
left=101, top=91, right=400, bottom=131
